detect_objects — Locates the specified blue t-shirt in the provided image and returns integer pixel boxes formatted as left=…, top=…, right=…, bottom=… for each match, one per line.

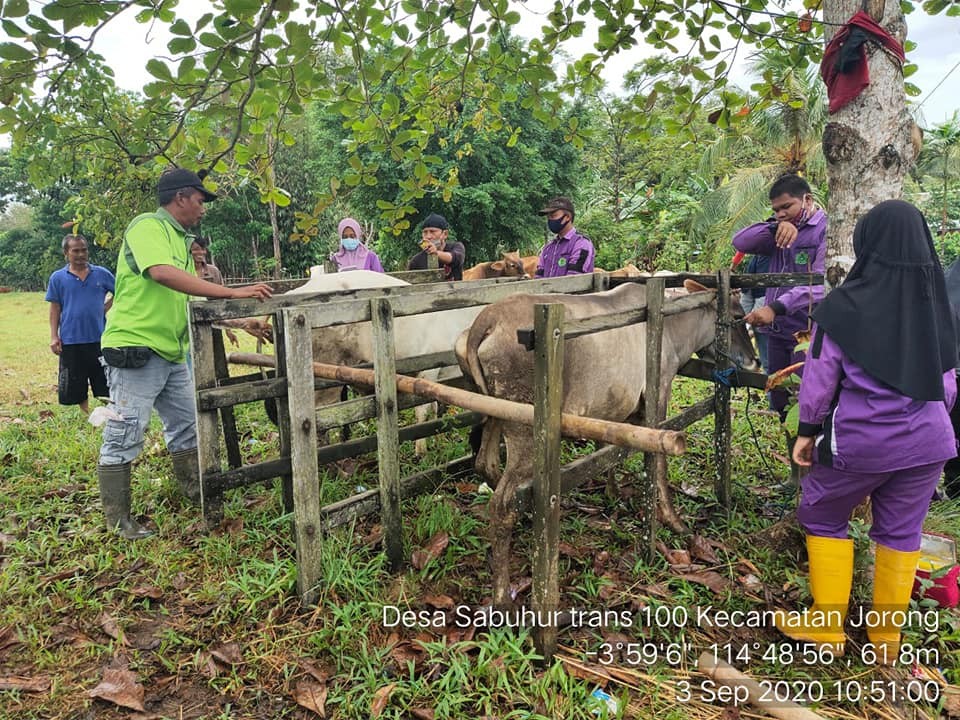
left=45, top=265, right=115, bottom=345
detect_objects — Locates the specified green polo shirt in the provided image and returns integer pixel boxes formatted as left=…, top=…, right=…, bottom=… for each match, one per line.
left=101, top=208, right=197, bottom=363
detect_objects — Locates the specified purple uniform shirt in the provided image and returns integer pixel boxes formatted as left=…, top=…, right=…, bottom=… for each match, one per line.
left=732, top=209, right=827, bottom=341
left=798, top=326, right=957, bottom=473
left=536, top=228, right=595, bottom=278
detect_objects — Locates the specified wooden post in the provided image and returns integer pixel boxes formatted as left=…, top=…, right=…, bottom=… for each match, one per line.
left=641, top=277, right=665, bottom=562
left=281, top=308, right=324, bottom=605
left=211, top=329, right=242, bottom=469
left=531, top=303, right=564, bottom=663
left=273, top=312, right=294, bottom=514
left=714, top=269, right=733, bottom=507
left=371, top=297, right=404, bottom=571
left=189, top=311, right=224, bottom=526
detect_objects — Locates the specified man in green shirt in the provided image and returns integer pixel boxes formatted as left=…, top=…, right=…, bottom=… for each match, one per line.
left=98, top=168, right=273, bottom=539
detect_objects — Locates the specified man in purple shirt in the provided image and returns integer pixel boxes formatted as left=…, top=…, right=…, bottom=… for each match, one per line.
left=732, top=174, right=827, bottom=418
left=535, top=197, right=595, bottom=278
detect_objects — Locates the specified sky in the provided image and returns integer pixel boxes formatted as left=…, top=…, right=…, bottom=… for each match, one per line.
left=4, top=1, right=960, bottom=150
left=94, top=1, right=960, bottom=125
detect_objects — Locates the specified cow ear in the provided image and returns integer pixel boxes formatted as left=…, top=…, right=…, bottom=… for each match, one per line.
left=491, top=261, right=504, bottom=271
left=683, top=279, right=709, bottom=293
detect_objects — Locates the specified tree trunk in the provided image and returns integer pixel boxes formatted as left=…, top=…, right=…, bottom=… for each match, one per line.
left=822, top=0, right=921, bottom=288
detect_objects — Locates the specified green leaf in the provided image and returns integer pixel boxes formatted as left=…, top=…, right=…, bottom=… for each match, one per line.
left=145, top=58, right=173, bottom=81
left=269, top=187, right=291, bottom=207
left=168, top=36, right=197, bottom=54
left=3, top=0, right=29, bottom=17
left=170, top=18, right=191, bottom=36
left=1, top=20, right=27, bottom=39
left=0, top=41, right=32, bottom=61
left=903, top=62, right=918, bottom=78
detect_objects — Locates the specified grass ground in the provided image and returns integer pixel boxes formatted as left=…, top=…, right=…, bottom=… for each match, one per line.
left=1, top=291, right=958, bottom=719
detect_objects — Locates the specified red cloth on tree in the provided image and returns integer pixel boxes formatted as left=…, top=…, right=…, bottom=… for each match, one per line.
left=820, top=10, right=905, bottom=114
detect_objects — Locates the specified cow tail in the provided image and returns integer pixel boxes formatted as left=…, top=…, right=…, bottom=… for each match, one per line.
left=463, top=314, right=495, bottom=397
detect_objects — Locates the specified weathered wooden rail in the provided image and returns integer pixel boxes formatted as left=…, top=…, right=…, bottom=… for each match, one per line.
left=190, top=269, right=821, bottom=619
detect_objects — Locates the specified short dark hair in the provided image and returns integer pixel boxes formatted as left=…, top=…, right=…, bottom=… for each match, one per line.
left=769, top=174, right=812, bottom=200
left=191, top=235, right=211, bottom=249
left=62, top=234, right=87, bottom=253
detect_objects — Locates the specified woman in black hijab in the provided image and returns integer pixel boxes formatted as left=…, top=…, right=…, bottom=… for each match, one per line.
left=774, top=200, right=957, bottom=664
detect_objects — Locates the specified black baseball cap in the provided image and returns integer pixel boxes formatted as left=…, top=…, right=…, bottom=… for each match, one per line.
left=422, top=212, right=449, bottom=230
left=538, top=196, right=575, bottom=215
left=158, top=168, right=218, bottom=202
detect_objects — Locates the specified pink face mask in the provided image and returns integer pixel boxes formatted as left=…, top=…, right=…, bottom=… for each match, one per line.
left=794, top=196, right=813, bottom=226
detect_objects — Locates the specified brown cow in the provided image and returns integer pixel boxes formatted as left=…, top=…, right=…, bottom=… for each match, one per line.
left=462, top=251, right=528, bottom=280
left=521, top=256, right=539, bottom=278
left=455, top=280, right=758, bottom=607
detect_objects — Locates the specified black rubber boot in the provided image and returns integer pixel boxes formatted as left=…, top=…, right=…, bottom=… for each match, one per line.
left=97, top=463, right=152, bottom=540
left=170, top=448, right=201, bottom=505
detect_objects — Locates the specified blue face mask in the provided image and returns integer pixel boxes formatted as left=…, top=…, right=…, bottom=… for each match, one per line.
left=547, top=216, right=567, bottom=234
left=341, top=237, right=360, bottom=251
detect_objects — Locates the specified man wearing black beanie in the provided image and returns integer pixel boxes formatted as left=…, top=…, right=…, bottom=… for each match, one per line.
left=407, top=212, right=465, bottom=281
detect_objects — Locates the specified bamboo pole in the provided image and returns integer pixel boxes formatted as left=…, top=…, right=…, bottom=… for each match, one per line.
left=228, top=352, right=686, bottom=456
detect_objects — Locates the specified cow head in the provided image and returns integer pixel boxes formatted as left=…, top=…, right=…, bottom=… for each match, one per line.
left=683, top=279, right=760, bottom=372
left=490, top=251, right=528, bottom=278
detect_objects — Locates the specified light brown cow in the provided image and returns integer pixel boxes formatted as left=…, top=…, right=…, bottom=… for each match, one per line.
left=521, top=256, right=539, bottom=278
left=454, top=280, right=758, bottom=607
left=462, top=251, right=528, bottom=281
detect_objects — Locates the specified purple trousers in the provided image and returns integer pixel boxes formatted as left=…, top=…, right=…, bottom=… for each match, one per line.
left=797, top=461, right=944, bottom=551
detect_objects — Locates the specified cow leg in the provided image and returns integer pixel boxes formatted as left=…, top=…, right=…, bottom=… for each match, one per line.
left=474, top=418, right=503, bottom=487
left=487, top=426, right=531, bottom=608
left=413, top=401, right=436, bottom=456
left=650, top=385, right=688, bottom=533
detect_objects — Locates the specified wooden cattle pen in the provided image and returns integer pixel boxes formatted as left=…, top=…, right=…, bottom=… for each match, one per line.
left=189, top=269, right=821, bottom=656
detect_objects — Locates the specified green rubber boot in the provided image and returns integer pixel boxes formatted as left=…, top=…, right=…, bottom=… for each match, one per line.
left=97, top=463, right=152, bottom=540
left=170, top=448, right=201, bottom=505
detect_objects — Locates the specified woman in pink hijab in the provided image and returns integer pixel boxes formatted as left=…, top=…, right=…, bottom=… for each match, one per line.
left=330, top=218, right=384, bottom=272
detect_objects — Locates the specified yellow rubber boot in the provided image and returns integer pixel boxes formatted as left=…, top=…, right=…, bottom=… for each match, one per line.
left=773, top=535, right=853, bottom=655
left=866, top=544, right=921, bottom=665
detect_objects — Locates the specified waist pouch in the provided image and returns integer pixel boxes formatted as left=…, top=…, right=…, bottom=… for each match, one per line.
left=102, top=346, right=153, bottom=369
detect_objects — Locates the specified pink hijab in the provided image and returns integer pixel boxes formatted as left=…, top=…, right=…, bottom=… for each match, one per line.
left=331, top=218, right=373, bottom=271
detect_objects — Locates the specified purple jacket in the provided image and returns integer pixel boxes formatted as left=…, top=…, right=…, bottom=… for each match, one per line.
left=537, top=228, right=595, bottom=278
left=798, top=326, right=957, bottom=473
left=732, top=209, right=827, bottom=341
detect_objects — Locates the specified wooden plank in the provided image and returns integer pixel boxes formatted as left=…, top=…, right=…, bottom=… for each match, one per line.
left=532, top=303, right=564, bottom=662
left=198, top=377, right=288, bottom=410
left=189, top=313, right=224, bottom=526
left=659, top=397, right=715, bottom=432
left=281, top=307, right=325, bottom=606
left=371, top=297, right=404, bottom=571
left=204, top=411, right=484, bottom=494
left=292, top=274, right=596, bottom=330
left=641, top=277, right=665, bottom=563
left=516, top=289, right=713, bottom=350
left=713, top=269, right=733, bottom=508
left=273, top=313, right=295, bottom=516
left=608, top=271, right=824, bottom=290
left=193, top=271, right=591, bottom=323
left=678, top=358, right=768, bottom=390
left=320, top=456, right=475, bottom=530
left=211, top=329, right=242, bottom=469
left=390, top=268, right=446, bottom=284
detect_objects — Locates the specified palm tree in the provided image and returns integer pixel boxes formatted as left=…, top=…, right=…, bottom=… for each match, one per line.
left=690, top=49, right=829, bottom=265
left=915, top=112, right=960, bottom=235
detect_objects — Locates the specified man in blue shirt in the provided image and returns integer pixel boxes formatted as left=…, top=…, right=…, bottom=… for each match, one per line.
left=46, top=234, right=115, bottom=414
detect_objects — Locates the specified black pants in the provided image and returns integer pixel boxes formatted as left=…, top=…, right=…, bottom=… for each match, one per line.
left=58, top=342, right=108, bottom=405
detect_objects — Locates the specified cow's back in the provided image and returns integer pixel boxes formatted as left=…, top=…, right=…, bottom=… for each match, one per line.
left=461, top=284, right=647, bottom=420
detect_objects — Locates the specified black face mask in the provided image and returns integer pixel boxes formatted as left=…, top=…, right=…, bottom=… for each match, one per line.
left=547, top=216, right=567, bottom=234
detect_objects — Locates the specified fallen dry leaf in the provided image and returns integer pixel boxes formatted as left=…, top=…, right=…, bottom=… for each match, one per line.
left=98, top=612, right=127, bottom=645
left=454, top=481, right=477, bottom=493
left=410, top=708, right=435, bottom=720
left=129, top=584, right=163, bottom=600
left=299, top=660, right=329, bottom=684
left=678, top=571, right=731, bottom=595
left=40, top=566, right=82, bottom=585
left=209, top=641, right=243, bottom=666
left=592, top=550, right=611, bottom=573
left=423, top=593, right=455, bottom=610
left=0, top=675, right=50, bottom=692
left=389, top=640, right=426, bottom=670
left=688, top=535, right=720, bottom=564
left=737, top=573, right=764, bottom=592
left=657, top=541, right=691, bottom=567
left=0, top=626, right=20, bottom=653
left=370, top=683, right=396, bottom=718
left=293, top=678, right=328, bottom=717
left=87, top=667, right=145, bottom=711
left=411, top=532, right=449, bottom=569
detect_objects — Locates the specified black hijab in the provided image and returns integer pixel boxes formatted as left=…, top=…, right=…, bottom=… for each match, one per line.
left=812, top=200, right=957, bottom=401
